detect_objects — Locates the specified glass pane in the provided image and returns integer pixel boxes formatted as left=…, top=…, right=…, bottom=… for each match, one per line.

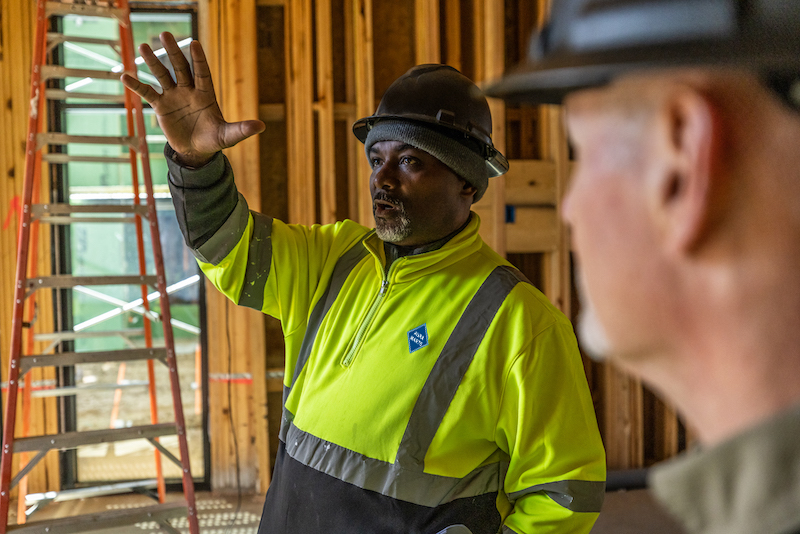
left=57, top=11, right=204, bottom=483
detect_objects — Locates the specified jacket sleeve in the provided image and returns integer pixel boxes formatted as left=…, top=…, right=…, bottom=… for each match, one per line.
left=497, top=319, right=606, bottom=534
left=165, top=146, right=369, bottom=329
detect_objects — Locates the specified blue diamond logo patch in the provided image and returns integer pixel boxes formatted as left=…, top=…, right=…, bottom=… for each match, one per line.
left=408, top=324, right=429, bottom=353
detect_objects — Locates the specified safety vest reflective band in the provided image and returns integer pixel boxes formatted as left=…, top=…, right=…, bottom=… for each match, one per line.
left=237, top=211, right=273, bottom=310
left=278, top=239, right=530, bottom=507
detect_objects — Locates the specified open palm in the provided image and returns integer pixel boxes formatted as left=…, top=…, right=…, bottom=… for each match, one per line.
left=121, top=32, right=264, bottom=167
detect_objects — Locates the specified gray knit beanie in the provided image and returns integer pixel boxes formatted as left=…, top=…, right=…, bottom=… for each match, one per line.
left=365, top=120, right=490, bottom=203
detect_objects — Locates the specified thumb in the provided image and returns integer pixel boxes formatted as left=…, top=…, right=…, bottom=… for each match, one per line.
left=220, top=120, right=267, bottom=148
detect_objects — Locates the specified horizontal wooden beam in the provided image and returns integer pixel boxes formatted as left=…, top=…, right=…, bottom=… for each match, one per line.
left=259, top=102, right=357, bottom=122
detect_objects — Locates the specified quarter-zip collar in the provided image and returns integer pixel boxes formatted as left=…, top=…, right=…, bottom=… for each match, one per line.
left=363, top=212, right=484, bottom=283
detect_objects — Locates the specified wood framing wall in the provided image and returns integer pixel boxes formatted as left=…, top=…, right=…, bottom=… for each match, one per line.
left=0, top=0, right=687, bottom=494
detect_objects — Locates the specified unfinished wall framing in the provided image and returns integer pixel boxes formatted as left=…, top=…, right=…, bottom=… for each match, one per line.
left=0, top=0, right=687, bottom=495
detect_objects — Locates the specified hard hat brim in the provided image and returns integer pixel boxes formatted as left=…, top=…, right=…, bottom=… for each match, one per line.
left=485, top=39, right=800, bottom=105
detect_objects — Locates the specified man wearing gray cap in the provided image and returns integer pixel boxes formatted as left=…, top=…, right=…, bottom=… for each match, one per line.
left=122, top=33, right=605, bottom=534
left=487, top=1, right=800, bottom=533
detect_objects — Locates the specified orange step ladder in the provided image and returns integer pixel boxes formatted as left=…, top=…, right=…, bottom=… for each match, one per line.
left=0, top=1, right=199, bottom=533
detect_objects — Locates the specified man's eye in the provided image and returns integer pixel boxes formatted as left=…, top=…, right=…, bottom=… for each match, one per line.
left=401, top=156, right=417, bottom=165
left=370, top=158, right=381, bottom=168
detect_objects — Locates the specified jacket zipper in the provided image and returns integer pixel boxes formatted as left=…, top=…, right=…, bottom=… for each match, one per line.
left=341, top=263, right=397, bottom=367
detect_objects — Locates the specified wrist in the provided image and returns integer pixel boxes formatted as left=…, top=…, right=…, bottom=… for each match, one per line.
left=165, top=143, right=216, bottom=169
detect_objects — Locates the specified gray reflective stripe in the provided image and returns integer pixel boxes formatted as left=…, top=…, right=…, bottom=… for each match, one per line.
left=501, top=527, right=518, bottom=534
left=396, top=265, right=528, bottom=470
left=283, top=420, right=505, bottom=507
left=508, top=479, right=606, bottom=513
left=287, top=238, right=370, bottom=393
left=237, top=211, right=274, bottom=310
left=279, top=398, right=293, bottom=442
left=194, top=193, right=250, bottom=265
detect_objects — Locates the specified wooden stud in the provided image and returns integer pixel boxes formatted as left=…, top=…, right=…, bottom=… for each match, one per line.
left=199, top=0, right=270, bottom=493
left=315, top=0, right=337, bottom=224
left=414, top=0, right=440, bottom=64
left=350, top=0, right=374, bottom=226
left=285, top=0, right=316, bottom=225
left=471, top=0, right=506, bottom=256
left=604, top=363, right=645, bottom=470
left=443, top=0, right=461, bottom=70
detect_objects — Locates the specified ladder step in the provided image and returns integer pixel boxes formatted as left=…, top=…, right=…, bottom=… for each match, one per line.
left=45, top=2, right=126, bottom=22
left=31, top=202, right=149, bottom=224
left=32, top=203, right=149, bottom=216
left=26, top=479, right=158, bottom=505
left=46, top=32, right=120, bottom=48
left=13, top=423, right=178, bottom=454
left=34, top=329, right=144, bottom=342
left=27, top=275, right=157, bottom=290
left=45, top=88, right=127, bottom=103
left=8, top=501, right=186, bottom=534
left=42, top=154, right=132, bottom=164
left=30, top=381, right=150, bottom=398
left=37, top=133, right=137, bottom=148
left=20, top=348, right=167, bottom=373
left=41, top=65, right=122, bottom=81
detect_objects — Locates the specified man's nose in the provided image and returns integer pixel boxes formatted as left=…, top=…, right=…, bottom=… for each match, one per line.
left=372, top=162, right=398, bottom=190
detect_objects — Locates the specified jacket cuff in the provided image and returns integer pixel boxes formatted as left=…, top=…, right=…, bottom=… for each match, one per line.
left=165, top=143, right=225, bottom=188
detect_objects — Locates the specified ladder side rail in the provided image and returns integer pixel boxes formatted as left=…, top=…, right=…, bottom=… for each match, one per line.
left=117, top=26, right=166, bottom=508
left=117, top=4, right=198, bottom=532
left=0, top=3, right=50, bottom=533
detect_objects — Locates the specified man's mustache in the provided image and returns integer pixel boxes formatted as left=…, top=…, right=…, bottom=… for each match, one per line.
left=373, top=191, right=405, bottom=209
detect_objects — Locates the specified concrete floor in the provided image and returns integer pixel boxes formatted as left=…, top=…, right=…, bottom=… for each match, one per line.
left=11, top=488, right=685, bottom=534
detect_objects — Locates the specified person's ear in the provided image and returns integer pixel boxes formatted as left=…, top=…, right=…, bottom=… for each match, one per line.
left=461, top=180, right=477, bottom=201
left=657, top=87, right=722, bottom=254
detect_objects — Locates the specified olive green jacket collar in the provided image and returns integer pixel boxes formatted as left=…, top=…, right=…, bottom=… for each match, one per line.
left=649, top=403, right=800, bottom=534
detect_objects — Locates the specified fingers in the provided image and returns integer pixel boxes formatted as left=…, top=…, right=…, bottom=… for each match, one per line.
left=139, top=42, right=175, bottom=90
left=190, top=41, right=215, bottom=95
left=161, top=32, right=194, bottom=88
left=220, top=120, right=267, bottom=149
left=120, top=73, right=161, bottom=104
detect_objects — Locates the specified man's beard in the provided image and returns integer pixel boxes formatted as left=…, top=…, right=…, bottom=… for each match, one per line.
left=575, top=271, right=613, bottom=361
left=374, top=193, right=412, bottom=243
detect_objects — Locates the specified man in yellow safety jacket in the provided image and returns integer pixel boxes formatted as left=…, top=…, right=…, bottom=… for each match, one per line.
left=123, top=32, right=605, bottom=534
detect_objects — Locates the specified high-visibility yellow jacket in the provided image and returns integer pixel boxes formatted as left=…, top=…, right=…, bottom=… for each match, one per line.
left=169, top=151, right=606, bottom=534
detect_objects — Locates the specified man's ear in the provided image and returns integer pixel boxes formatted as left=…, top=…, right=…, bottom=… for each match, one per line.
left=461, top=180, right=478, bottom=201
left=657, top=87, right=722, bottom=254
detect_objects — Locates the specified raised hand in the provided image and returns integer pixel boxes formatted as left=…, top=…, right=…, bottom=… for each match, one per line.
left=121, top=32, right=265, bottom=167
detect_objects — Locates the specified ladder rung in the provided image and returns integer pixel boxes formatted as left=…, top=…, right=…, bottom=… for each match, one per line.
left=45, top=88, right=127, bottom=103
left=42, top=153, right=132, bottom=164
left=26, top=479, right=158, bottom=505
left=32, top=204, right=149, bottom=216
left=41, top=65, right=122, bottom=81
left=20, top=348, right=167, bottom=373
left=7, top=501, right=187, bottom=534
left=26, top=275, right=158, bottom=289
left=33, top=329, right=144, bottom=342
left=35, top=216, right=139, bottom=224
left=46, top=32, right=120, bottom=48
left=31, top=381, right=150, bottom=398
left=45, top=2, right=126, bottom=21
left=38, top=133, right=137, bottom=148
left=13, top=423, right=179, bottom=454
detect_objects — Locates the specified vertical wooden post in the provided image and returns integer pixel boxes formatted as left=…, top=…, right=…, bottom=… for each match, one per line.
left=540, top=107, right=571, bottom=315
left=414, top=0, right=440, bottom=64
left=315, top=0, right=337, bottom=224
left=285, top=0, right=316, bottom=225
left=443, top=0, right=461, bottom=70
left=604, top=364, right=645, bottom=469
left=350, top=0, right=375, bottom=226
left=472, top=0, right=506, bottom=256
left=199, top=0, right=271, bottom=493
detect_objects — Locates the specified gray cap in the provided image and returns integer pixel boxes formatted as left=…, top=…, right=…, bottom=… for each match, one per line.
left=365, top=120, right=489, bottom=202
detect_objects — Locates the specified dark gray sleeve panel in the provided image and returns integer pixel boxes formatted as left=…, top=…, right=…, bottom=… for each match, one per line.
left=165, top=143, right=240, bottom=250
